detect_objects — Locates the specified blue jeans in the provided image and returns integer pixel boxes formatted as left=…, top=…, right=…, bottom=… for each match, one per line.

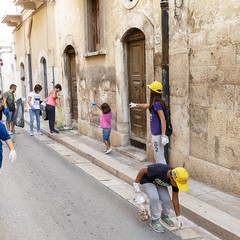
left=29, top=109, right=40, bottom=133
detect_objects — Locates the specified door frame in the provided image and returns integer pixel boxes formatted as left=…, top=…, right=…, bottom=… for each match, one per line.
left=114, top=12, right=154, bottom=148
left=64, top=45, right=78, bottom=124
left=40, top=57, right=48, bottom=98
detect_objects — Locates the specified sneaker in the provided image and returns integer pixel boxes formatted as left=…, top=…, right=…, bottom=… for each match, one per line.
left=8, top=131, right=12, bottom=135
left=161, top=213, right=174, bottom=227
left=149, top=220, right=164, bottom=233
left=30, top=132, right=34, bottom=136
left=38, top=132, right=43, bottom=136
left=105, top=148, right=112, bottom=154
left=53, top=129, right=59, bottom=134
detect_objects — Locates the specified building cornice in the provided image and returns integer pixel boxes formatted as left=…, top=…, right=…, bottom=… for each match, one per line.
left=14, top=0, right=46, bottom=10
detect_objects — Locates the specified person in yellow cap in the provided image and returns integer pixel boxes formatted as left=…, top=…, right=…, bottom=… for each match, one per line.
left=129, top=81, right=168, bottom=164
left=133, top=163, right=189, bottom=233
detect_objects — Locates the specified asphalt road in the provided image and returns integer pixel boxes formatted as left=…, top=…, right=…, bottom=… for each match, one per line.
left=0, top=128, right=181, bottom=240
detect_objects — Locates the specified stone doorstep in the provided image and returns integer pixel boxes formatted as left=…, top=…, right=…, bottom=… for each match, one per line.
left=116, top=146, right=148, bottom=162
left=25, top=118, right=240, bottom=240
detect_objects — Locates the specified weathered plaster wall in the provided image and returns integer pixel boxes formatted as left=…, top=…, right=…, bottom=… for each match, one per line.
left=31, top=5, right=58, bottom=94
left=13, top=23, right=27, bottom=96
left=54, top=0, right=83, bottom=127
left=13, top=4, right=58, bottom=100
left=169, top=0, right=240, bottom=195
left=80, top=0, right=161, bottom=148
left=54, top=0, right=164, bottom=148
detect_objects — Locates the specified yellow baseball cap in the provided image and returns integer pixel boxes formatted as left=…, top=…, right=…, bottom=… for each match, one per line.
left=172, top=167, right=189, bottom=192
left=147, top=81, right=163, bottom=93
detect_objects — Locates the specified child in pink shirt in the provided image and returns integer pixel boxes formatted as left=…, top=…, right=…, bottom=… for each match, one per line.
left=97, top=103, right=112, bottom=154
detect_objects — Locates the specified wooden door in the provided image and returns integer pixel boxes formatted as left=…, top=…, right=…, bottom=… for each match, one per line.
left=128, top=30, right=146, bottom=145
left=69, top=53, right=78, bottom=120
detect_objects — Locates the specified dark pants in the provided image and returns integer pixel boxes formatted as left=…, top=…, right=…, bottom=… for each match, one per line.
left=46, top=104, right=55, bottom=132
left=0, top=154, right=2, bottom=169
left=0, top=110, right=2, bottom=120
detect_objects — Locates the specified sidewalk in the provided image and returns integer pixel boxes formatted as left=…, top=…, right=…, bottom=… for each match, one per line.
left=24, top=112, right=240, bottom=240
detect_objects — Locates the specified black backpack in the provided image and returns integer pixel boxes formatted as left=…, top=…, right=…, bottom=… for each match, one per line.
left=164, top=107, right=173, bottom=137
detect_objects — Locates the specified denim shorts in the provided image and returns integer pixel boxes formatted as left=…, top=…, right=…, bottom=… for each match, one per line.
left=6, top=111, right=15, bottom=123
left=102, top=128, right=111, bottom=142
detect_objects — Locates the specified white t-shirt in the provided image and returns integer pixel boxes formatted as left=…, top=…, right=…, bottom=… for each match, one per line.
left=29, top=91, right=41, bottom=110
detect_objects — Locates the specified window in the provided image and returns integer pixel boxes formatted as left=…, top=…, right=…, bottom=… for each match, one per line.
left=92, top=0, right=100, bottom=51
left=86, top=0, right=104, bottom=53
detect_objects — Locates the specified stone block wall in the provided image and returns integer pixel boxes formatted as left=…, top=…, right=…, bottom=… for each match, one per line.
left=169, top=0, right=240, bottom=195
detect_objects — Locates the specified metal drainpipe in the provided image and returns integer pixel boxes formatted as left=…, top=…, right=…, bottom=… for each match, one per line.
left=160, top=0, right=170, bottom=164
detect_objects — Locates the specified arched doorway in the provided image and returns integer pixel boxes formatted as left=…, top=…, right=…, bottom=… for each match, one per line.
left=64, top=45, right=77, bottom=121
left=126, top=28, right=147, bottom=149
left=40, top=57, right=48, bottom=98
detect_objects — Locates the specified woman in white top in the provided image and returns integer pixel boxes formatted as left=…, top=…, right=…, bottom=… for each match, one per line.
left=27, top=84, right=42, bottom=136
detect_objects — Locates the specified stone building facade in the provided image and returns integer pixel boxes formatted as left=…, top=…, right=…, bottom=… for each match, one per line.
left=2, top=0, right=240, bottom=195
left=169, top=0, right=240, bottom=195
